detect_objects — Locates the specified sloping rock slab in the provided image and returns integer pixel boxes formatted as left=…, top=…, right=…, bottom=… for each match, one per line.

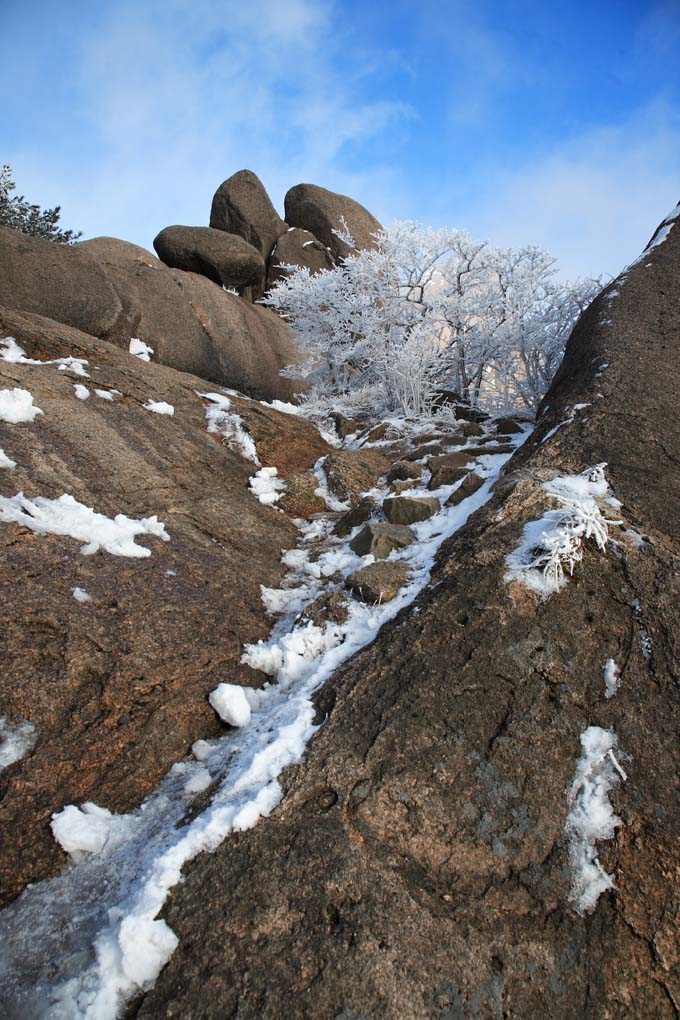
left=0, top=307, right=325, bottom=905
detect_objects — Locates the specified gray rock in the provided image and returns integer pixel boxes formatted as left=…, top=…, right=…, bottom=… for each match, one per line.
left=334, top=496, right=376, bottom=538
left=284, top=183, right=383, bottom=261
left=383, top=496, right=440, bottom=525
left=349, top=523, right=413, bottom=559
left=0, top=226, right=123, bottom=339
left=209, top=169, right=287, bottom=263
left=345, top=561, right=410, bottom=603
left=153, top=225, right=265, bottom=292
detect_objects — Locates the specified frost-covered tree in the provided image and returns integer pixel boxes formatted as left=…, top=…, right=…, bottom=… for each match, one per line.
left=264, top=220, right=600, bottom=418
left=0, top=164, right=81, bottom=244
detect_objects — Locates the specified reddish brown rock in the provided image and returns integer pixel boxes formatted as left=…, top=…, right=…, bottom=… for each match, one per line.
left=323, top=449, right=391, bottom=507
left=284, top=183, right=383, bottom=262
left=209, top=169, right=287, bottom=263
left=266, top=227, right=334, bottom=290
left=345, top=560, right=410, bottom=603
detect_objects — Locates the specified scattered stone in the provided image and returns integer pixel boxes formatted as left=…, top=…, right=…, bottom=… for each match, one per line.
left=445, top=471, right=485, bottom=506
left=386, top=461, right=425, bottom=484
left=278, top=471, right=328, bottom=518
left=284, top=183, right=383, bottom=262
left=457, top=420, right=485, bottom=438
left=493, top=416, right=525, bottom=435
left=390, top=480, right=418, bottom=494
left=349, top=523, right=414, bottom=559
left=330, top=412, right=365, bottom=439
left=402, top=442, right=445, bottom=462
left=324, top=449, right=391, bottom=507
left=153, top=226, right=265, bottom=292
left=345, top=561, right=410, bottom=603
left=267, top=227, right=334, bottom=290
left=383, top=495, right=440, bottom=525
left=428, top=454, right=471, bottom=489
left=334, top=496, right=376, bottom=538
left=209, top=169, right=287, bottom=265
left=296, top=589, right=350, bottom=628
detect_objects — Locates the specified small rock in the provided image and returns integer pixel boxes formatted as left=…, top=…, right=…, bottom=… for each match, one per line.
left=493, top=416, right=525, bottom=435
left=402, top=442, right=445, bottom=462
left=383, top=495, right=440, bottom=525
left=428, top=452, right=477, bottom=488
left=330, top=412, right=365, bottom=439
left=346, top=561, right=410, bottom=603
left=446, top=471, right=485, bottom=506
left=349, top=523, right=414, bottom=559
left=334, top=496, right=376, bottom=538
left=279, top=471, right=328, bottom=518
left=324, top=449, right=390, bottom=507
left=296, top=590, right=351, bottom=628
left=386, top=461, right=425, bottom=484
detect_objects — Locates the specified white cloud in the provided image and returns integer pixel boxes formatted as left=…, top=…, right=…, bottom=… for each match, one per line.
left=461, top=101, right=680, bottom=280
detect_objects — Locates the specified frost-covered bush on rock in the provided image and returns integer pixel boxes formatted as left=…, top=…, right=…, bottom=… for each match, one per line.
left=264, top=220, right=600, bottom=419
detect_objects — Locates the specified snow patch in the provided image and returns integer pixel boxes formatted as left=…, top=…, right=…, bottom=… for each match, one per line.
left=199, top=392, right=260, bottom=465
left=565, top=726, right=626, bottom=915
left=209, top=684, right=252, bottom=728
left=0, top=447, right=16, bottom=469
left=72, top=587, right=92, bottom=603
left=51, top=803, right=119, bottom=858
left=74, top=384, right=90, bottom=400
left=603, top=658, right=620, bottom=699
left=94, top=389, right=119, bottom=401
left=129, top=339, right=154, bottom=362
left=505, top=465, right=619, bottom=596
left=249, top=466, right=285, bottom=506
left=0, top=492, right=169, bottom=557
left=0, top=388, right=44, bottom=424
left=1, top=337, right=90, bottom=377
left=144, top=401, right=174, bottom=416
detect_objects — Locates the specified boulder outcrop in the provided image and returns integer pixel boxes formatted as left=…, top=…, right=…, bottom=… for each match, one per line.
left=209, top=169, right=287, bottom=263
left=284, top=183, right=383, bottom=261
left=267, top=226, right=334, bottom=289
left=153, top=225, right=265, bottom=292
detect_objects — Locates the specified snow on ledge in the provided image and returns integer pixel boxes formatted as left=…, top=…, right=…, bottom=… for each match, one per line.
left=1, top=337, right=89, bottom=377
left=144, top=400, right=174, bottom=416
left=566, top=726, right=627, bottom=915
left=505, top=464, right=619, bottom=596
left=129, top=338, right=154, bottom=362
left=0, top=492, right=170, bottom=557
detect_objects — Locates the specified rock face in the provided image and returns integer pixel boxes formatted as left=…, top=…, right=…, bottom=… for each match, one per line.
left=128, top=208, right=680, bottom=1019
left=284, top=183, right=383, bottom=261
left=0, top=306, right=328, bottom=905
left=0, top=226, right=123, bottom=339
left=267, top=227, right=335, bottom=289
left=209, top=169, right=287, bottom=263
left=153, top=225, right=265, bottom=292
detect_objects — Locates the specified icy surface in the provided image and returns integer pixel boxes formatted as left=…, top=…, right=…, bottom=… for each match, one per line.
left=604, top=658, right=621, bottom=699
left=249, top=466, right=285, bottom=506
left=0, top=447, right=16, bottom=469
left=0, top=425, right=527, bottom=1019
left=199, top=392, right=260, bottom=464
left=0, top=716, right=36, bottom=771
left=0, top=387, right=44, bottom=423
left=565, top=726, right=626, bottom=915
left=209, top=684, right=252, bottom=728
left=0, top=493, right=169, bottom=557
left=129, top=339, right=154, bottom=362
left=144, top=401, right=174, bottom=416
left=505, top=464, right=618, bottom=595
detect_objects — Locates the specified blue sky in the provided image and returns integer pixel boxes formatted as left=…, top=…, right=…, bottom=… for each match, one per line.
left=2, top=0, right=679, bottom=278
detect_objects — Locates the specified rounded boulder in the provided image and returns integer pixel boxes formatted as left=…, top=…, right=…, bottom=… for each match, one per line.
left=153, top=225, right=265, bottom=292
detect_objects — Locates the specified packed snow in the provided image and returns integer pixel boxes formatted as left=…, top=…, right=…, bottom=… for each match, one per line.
left=249, top=466, right=285, bottom=506
left=505, top=464, right=619, bottom=595
left=198, top=391, right=260, bottom=464
left=0, top=447, right=16, bottom=469
left=0, top=716, right=36, bottom=772
left=51, top=803, right=120, bottom=858
left=603, top=658, right=621, bottom=699
left=0, top=387, right=44, bottom=424
left=129, top=338, right=154, bottom=362
left=0, top=422, right=528, bottom=1019
left=209, top=684, right=252, bottom=728
left=74, top=384, right=90, bottom=400
left=0, top=493, right=169, bottom=557
left=565, top=726, right=627, bottom=915
left=144, top=400, right=174, bottom=416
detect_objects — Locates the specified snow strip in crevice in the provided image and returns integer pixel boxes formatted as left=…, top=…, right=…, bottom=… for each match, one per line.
left=565, top=725, right=627, bottom=915
left=198, top=391, right=260, bottom=465
left=313, top=455, right=350, bottom=511
left=0, top=430, right=528, bottom=1020
left=505, top=464, right=621, bottom=596
left=0, top=387, right=44, bottom=423
left=0, top=716, right=36, bottom=772
left=0, top=493, right=169, bottom=557
left=604, top=658, right=621, bottom=699
left=1, top=337, right=90, bottom=377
